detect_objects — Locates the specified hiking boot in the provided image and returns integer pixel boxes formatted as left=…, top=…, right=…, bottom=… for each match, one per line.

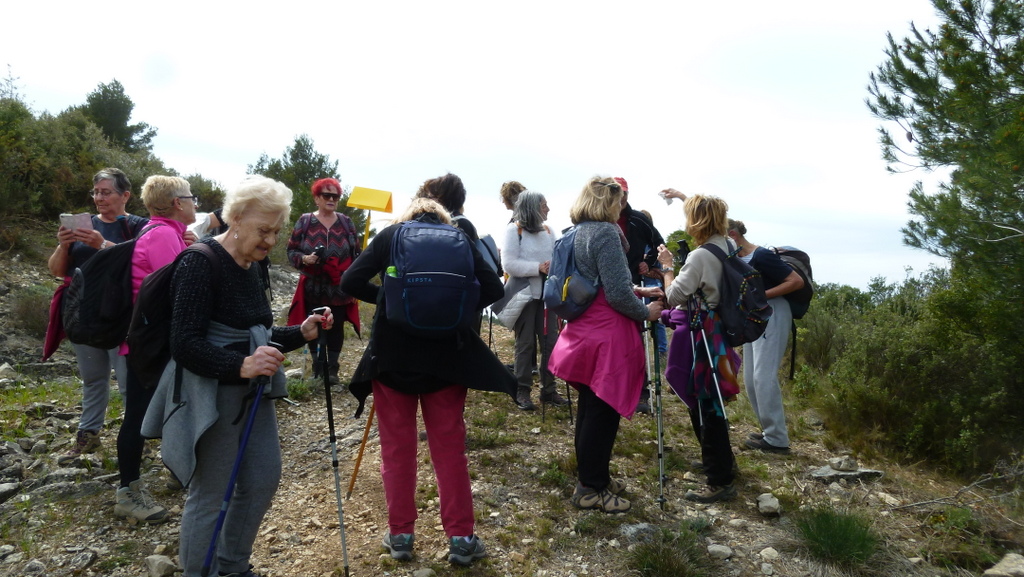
left=448, top=535, right=487, bottom=566
left=540, top=391, right=570, bottom=406
left=219, top=565, right=264, bottom=577
left=571, top=483, right=631, bottom=513
left=516, top=390, right=536, bottom=411
left=382, top=533, right=414, bottom=561
left=59, top=430, right=101, bottom=464
left=607, top=478, right=627, bottom=495
left=114, top=480, right=169, bottom=524
left=685, top=484, right=737, bottom=503
left=748, top=431, right=764, bottom=441
left=744, top=438, right=791, bottom=454
left=635, top=399, right=652, bottom=415
left=166, top=472, right=185, bottom=491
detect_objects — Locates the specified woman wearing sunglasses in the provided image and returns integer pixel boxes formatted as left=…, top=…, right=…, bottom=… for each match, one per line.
left=286, top=178, right=361, bottom=385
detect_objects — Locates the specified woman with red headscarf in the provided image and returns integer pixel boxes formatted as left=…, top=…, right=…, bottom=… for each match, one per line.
left=287, top=178, right=361, bottom=385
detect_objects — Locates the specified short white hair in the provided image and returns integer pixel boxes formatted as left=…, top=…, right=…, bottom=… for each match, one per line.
left=223, top=175, right=293, bottom=227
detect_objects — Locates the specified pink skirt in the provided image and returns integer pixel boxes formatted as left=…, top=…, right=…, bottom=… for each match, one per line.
left=548, top=290, right=645, bottom=419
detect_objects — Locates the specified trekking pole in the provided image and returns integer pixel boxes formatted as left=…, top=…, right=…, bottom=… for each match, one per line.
left=318, top=325, right=351, bottom=577
left=650, top=319, right=667, bottom=509
left=201, top=373, right=269, bottom=577
left=346, top=403, right=375, bottom=499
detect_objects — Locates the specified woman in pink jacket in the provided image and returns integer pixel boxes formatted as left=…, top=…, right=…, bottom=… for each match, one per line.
left=114, top=175, right=197, bottom=523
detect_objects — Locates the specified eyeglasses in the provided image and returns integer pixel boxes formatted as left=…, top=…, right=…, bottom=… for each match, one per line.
left=177, top=195, right=200, bottom=208
left=90, top=189, right=120, bottom=198
left=319, top=193, right=341, bottom=201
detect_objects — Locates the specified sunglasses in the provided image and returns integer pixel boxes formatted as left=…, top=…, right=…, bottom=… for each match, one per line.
left=320, top=193, right=341, bottom=201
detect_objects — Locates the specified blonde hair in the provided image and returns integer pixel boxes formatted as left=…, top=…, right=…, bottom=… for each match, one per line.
left=396, top=197, right=452, bottom=224
left=684, top=194, right=729, bottom=245
left=141, top=175, right=191, bottom=217
left=223, top=175, right=293, bottom=229
left=569, top=176, right=624, bottom=224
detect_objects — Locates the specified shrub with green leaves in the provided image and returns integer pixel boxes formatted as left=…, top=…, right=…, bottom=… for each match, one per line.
left=795, top=507, right=879, bottom=567
left=625, top=527, right=712, bottom=577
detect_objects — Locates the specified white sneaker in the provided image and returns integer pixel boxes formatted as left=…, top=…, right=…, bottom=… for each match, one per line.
left=114, top=480, right=169, bottom=524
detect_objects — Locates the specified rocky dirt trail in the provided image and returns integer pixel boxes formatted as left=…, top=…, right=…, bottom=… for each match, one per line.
left=0, top=262, right=1019, bottom=577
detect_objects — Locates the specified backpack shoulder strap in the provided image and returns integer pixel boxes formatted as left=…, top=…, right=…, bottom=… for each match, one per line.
left=700, top=242, right=727, bottom=261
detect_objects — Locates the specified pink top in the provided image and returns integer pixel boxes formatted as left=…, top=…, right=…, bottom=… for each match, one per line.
left=120, top=216, right=188, bottom=355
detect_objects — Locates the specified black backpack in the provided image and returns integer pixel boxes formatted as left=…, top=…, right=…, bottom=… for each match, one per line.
left=126, top=243, right=219, bottom=389
left=543, top=226, right=600, bottom=321
left=771, top=246, right=814, bottom=320
left=383, top=218, right=481, bottom=338
left=62, top=224, right=160, bottom=349
left=700, top=243, right=773, bottom=347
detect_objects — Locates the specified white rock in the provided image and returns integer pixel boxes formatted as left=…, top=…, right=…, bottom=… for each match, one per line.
left=757, top=493, right=781, bottom=516
left=144, top=555, right=178, bottom=577
left=707, top=544, right=733, bottom=560
left=0, top=363, right=17, bottom=379
left=759, top=546, right=780, bottom=561
left=983, top=553, right=1024, bottom=577
left=761, top=562, right=774, bottom=575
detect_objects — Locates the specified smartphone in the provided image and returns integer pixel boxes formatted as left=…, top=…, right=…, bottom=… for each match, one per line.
left=312, top=306, right=329, bottom=315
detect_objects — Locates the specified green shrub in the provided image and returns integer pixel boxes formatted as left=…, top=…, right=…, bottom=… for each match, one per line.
left=12, top=282, right=56, bottom=338
left=625, top=527, right=712, bottom=577
left=795, top=507, right=879, bottom=567
left=286, top=378, right=312, bottom=402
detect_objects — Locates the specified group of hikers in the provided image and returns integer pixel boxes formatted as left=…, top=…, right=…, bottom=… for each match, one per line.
left=44, top=168, right=804, bottom=575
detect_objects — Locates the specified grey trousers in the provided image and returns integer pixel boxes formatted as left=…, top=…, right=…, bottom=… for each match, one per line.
left=513, top=299, right=558, bottom=394
left=742, top=297, right=792, bottom=448
left=179, top=385, right=281, bottom=577
left=72, top=343, right=127, bottom=432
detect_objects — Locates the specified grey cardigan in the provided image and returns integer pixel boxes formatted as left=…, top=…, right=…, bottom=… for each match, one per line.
left=141, top=322, right=286, bottom=486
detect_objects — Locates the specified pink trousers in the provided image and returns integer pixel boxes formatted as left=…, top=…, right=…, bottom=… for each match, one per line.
left=372, top=380, right=474, bottom=537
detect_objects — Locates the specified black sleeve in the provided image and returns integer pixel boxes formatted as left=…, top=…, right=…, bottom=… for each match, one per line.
left=340, top=225, right=392, bottom=304
left=641, top=213, right=664, bottom=269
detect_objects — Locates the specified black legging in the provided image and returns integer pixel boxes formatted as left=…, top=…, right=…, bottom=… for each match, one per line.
left=117, top=363, right=157, bottom=487
left=574, top=384, right=621, bottom=493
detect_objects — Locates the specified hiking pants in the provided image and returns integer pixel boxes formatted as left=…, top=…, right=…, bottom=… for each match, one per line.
left=513, top=300, right=557, bottom=394
left=574, top=384, right=621, bottom=493
left=373, top=381, right=474, bottom=538
left=688, top=399, right=735, bottom=487
left=743, top=296, right=792, bottom=448
left=73, top=343, right=128, bottom=432
left=179, top=386, right=281, bottom=577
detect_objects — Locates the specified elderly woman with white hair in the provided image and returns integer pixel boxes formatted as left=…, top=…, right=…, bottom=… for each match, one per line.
left=144, top=176, right=332, bottom=577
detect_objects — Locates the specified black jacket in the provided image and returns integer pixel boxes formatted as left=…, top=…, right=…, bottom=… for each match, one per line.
left=340, top=214, right=516, bottom=416
left=618, top=204, right=667, bottom=285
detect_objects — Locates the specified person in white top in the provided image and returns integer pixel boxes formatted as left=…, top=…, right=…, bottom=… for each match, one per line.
left=502, top=191, right=568, bottom=410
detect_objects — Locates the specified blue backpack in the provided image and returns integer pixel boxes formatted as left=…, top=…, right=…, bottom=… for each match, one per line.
left=543, top=226, right=601, bottom=321
left=383, top=218, right=481, bottom=338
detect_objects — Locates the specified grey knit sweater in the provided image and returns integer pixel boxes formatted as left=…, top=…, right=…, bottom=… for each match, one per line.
left=571, top=221, right=649, bottom=321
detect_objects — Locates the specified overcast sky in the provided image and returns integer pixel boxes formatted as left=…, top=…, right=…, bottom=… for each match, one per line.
left=4, top=0, right=948, bottom=289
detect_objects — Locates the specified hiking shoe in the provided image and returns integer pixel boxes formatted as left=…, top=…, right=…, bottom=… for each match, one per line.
left=744, top=438, right=791, bottom=454
left=540, top=391, right=570, bottom=406
left=516, top=390, right=536, bottom=411
left=748, top=431, right=764, bottom=441
left=114, top=480, right=169, bottom=524
left=607, top=478, right=627, bottom=495
left=219, top=565, right=264, bottom=577
left=571, top=483, right=631, bottom=513
left=382, top=533, right=414, bottom=561
left=635, top=399, right=652, bottom=415
left=58, top=429, right=101, bottom=464
left=685, top=484, right=737, bottom=503
left=449, top=535, right=487, bottom=566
